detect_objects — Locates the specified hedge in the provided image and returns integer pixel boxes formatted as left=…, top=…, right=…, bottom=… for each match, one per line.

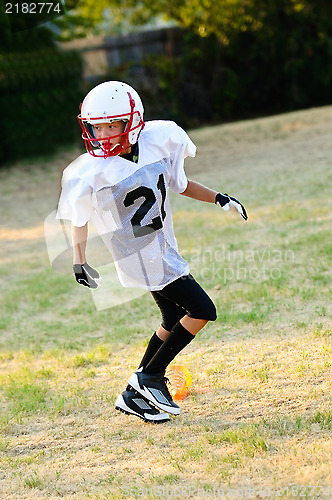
left=0, top=49, right=83, bottom=165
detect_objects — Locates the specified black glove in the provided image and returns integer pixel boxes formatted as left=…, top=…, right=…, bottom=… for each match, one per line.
left=73, top=262, right=100, bottom=288
left=215, top=193, right=248, bottom=220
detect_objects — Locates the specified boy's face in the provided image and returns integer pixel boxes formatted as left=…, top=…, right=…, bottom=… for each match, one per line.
left=92, top=120, right=126, bottom=146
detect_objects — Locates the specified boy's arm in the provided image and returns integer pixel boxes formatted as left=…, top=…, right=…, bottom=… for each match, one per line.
left=180, top=180, right=217, bottom=203
left=72, top=223, right=100, bottom=288
left=72, top=223, right=88, bottom=264
left=180, top=180, right=248, bottom=220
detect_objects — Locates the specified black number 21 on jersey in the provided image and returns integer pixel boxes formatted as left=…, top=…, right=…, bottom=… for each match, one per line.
left=124, top=173, right=167, bottom=238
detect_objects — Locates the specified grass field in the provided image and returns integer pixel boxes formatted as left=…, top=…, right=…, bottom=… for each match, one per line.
left=0, top=106, right=331, bottom=499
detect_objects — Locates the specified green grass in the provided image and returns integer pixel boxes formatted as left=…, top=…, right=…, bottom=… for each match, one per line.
left=0, top=106, right=332, bottom=498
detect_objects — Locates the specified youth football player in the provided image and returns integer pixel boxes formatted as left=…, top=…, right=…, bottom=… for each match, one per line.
left=57, top=81, right=247, bottom=423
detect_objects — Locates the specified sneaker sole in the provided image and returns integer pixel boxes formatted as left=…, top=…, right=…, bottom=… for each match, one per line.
left=115, top=395, right=170, bottom=423
left=128, top=373, right=181, bottom=415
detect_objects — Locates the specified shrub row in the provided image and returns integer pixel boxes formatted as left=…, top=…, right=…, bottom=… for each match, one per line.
left=2, top=1, right=332, bottom=164
left=0, top=49, right=83, bottom=165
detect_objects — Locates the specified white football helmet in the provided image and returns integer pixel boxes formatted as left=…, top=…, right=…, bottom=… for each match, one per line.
left=78, top=81, right=145, bottom=158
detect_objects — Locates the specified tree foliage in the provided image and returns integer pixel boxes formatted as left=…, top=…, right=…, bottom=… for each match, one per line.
left=92, top=0, right=332, bottom=127
left=76, top=0, right=332, bottom=43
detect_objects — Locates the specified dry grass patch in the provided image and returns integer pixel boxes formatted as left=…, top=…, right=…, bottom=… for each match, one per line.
left=0, top=106, right=331, bottom=498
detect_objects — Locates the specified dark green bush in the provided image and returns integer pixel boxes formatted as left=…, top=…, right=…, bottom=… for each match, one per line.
left=2, top=0, right=332, bottom=165
left=0, top=50, right=83, bottom=165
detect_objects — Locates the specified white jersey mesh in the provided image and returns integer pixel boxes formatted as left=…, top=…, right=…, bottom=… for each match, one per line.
left=92, top=158, right=189, bottom=289
left=57, top=120, right=195, bottom=290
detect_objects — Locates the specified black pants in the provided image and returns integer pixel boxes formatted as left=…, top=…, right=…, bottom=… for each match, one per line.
left=151, top=274, right=217, bottom=332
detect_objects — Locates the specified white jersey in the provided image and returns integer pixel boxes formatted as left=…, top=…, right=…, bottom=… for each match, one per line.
left=57, top=121, right=196, bottom=290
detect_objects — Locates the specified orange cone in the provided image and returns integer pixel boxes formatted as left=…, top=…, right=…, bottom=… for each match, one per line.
left=165, top=365, right=192, bottom=401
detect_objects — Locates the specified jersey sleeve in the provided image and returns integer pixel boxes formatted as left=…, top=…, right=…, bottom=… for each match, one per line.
left=57, top=166, right=93, bottom=227
left=167, top=123, right=196, bottom=193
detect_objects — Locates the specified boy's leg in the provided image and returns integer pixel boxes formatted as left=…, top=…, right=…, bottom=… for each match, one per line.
left=128, top=275, right=217, bottom=413
left=127, top=318, right=201, bottom=414
left=143, top=317, right=208, bottom=375
left=138, top=332, right=164, bottom=369
left=116, top=327, right=171, bottom=423
left=144, top=274, right=216, bottom=373
left=136, top=290, right=187, bottom=369
left=116, top=295, right=185, bottom=422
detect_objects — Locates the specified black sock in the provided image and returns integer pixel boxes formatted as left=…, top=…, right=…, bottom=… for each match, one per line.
left=144, top=322, right=195, bottom=375
left=125, top=332, right=164, bottom=391
left=138, top=332, right=164, bottom=369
